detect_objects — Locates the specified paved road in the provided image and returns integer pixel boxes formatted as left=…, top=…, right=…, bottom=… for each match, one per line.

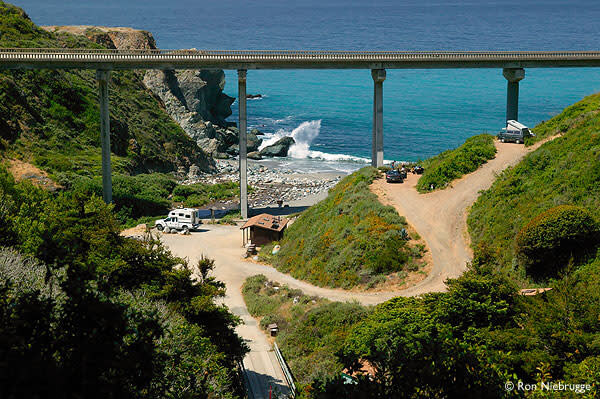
left=161, top=228, right=291, bottom=399
left=5, top=49, right=600, bottom=70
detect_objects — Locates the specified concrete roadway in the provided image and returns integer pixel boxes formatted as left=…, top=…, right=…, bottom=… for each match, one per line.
left=161, top=228, right=292, bottom=399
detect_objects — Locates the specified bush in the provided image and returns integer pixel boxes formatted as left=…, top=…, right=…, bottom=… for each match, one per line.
left=417, top=134, right=496, bottom=192
left=515, top=205, right=599, bottom=277
left=468, top=93, right=600, bottom=276
left=261, top=167, right=426, bottom=289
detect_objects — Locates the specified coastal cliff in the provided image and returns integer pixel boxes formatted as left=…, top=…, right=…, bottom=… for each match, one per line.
left=43, top=25, right=243, bottom=160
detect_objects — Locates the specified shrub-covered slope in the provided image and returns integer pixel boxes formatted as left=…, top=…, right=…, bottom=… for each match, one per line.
left=0, top=165, right=246, bottom=397
left=260, top=167, right=426, bottom=289
left=468, top=92, right=600, bottom=276
left=417, top=133, right=497, bottom=192
left=0, top=1, right=213, bottom=176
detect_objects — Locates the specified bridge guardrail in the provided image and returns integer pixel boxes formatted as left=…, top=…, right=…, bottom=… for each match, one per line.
left=2, top=48, right=600, bottom=60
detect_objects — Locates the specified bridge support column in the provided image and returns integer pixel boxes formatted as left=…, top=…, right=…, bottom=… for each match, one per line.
left=371, top=69, right=386, bottom=167
left=96, top=70, right=112, bottom=204
left=238, top=69, right=248, bottom=219
left=503, top=68, right=525, bottom=122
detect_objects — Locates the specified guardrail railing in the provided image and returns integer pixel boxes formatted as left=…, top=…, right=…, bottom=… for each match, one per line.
left=1, top=48, right=600, bottom=60
left=274, top=342, right=296, bottom=398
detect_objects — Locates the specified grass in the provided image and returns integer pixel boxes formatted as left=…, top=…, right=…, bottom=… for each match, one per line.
left=241, top=275, right=370, bottom=388
left=417, top=134, right=497, bottom=192
left=259, top=167, right=426, bottom=289
left=57, top=172, right=241, bottom=227
left=468, top=91, right=600, bottom=281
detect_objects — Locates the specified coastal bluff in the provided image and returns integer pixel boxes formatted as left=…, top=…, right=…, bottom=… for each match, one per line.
left=42, top=25, right=241, bottom=160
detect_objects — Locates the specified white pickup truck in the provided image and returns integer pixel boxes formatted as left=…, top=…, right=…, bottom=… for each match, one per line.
left=155, top=208, right=201, bottom=234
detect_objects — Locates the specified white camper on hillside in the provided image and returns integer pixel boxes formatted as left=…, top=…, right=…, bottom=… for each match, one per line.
left=155, top=208, right=201, bottom=234
left=498, top=120, right=533, bottom=144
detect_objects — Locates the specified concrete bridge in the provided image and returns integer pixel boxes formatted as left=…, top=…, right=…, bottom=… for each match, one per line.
left=3, top=49, right=600, bottom=217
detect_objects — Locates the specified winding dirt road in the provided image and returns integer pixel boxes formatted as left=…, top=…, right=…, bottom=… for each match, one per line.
left=160, top=138, right=553, bottom=398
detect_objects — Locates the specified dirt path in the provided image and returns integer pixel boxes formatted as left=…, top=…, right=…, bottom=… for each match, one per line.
left=371, top=138, right=557, bottom=295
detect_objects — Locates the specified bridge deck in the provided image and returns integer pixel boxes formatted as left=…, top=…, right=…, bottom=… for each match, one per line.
left=2, top=49, right=600, bottom=70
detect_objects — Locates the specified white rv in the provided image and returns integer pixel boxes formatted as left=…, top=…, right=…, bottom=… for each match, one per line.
left=155, top=208, right=201, bottom=233
left=498, top=120, right=533, bottom=144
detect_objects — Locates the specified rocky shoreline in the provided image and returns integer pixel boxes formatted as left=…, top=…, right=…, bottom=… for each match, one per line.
left=185, top=159, right=344, bottom=209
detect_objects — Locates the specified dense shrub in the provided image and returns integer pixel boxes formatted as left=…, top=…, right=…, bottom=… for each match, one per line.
left=515, top=205, right=599, bottom=277
left=172, top=181, right=239, bottom=207
left=469, top=92, right=600, bottom=276
left=260, top=167, right=426, bottom=289
left=57, top=173, right=240, bottom=226
left=417, top=134, right=496, bottom=192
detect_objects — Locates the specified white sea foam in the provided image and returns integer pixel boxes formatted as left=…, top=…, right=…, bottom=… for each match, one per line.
left=258, top=120, right=370, bottom=164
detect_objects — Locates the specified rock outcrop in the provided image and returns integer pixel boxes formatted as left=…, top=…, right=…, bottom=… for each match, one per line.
left=259, top=137, right=295, bottom=157
left=42, top=25, right=240, bottom=159
left=42, top=25, right=157, bottom=49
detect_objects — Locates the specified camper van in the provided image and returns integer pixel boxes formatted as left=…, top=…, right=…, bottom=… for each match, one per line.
left=155, top=208, right=201, bottom=233
left=498, top=120, right=532, bottom=144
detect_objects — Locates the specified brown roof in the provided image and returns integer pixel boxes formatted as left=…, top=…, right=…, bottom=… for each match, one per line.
left=240, top=213, right=289, bottom=232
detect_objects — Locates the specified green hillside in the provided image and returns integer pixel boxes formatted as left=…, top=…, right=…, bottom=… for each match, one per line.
left=260, top=167, right=427, bottom=289
left=417, top=133, right=497, bottom=192
left=468, top=92, right=600, bottom=278
left=0, top=1, right=213, bottom=177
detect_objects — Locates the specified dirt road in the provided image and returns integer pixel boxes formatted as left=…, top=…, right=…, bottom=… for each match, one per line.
left=371, top=138, right=555, bottom=294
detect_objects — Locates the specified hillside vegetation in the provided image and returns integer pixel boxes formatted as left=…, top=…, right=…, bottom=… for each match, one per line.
left=0, top=165, right=247, bottom=397
left=260, top=167, right=426, bottom=289
left=417, top=133, right=497, bottom=192
left=63, top=173, right=240, bottom=227
left=262, top=250, right=600, bottom=398
left=468, top=92, right=600, bottom=278
left=0, top=1, right=213, bottom=180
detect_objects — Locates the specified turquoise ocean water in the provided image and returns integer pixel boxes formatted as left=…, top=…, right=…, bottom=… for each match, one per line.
left=14, top=0, right=600, bottom=171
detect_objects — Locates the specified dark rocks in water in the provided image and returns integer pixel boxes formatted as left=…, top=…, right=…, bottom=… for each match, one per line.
left=247, top=151, right=263, bottom=160
left=259, top=137, right=296, bottom=157
left=246, top=94, right=262, bottom=99
left=250, top=128, right=264, bottom=136
left=247, top=132, right=263, bottom=152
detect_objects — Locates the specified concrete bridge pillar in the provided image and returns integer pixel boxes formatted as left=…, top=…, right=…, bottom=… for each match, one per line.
left=238, top=69, right=248, bottom=219
left=371, top=69, right=386, bottom=167
left=96, top=70, right=112, bottom=204
left=503, top=68, right=525, bottom=122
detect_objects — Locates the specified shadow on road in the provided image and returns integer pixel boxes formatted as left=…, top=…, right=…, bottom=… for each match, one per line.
left=244, top=369, right=291, bottom=399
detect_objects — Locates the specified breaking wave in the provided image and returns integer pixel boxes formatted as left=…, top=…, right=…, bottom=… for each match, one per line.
left=258, top=120, right=370, bottom=163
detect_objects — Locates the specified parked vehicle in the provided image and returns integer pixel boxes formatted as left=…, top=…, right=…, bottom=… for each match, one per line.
left=412, top=165, right=424, bottom=175
left=399, top=167, right=408, bottom=179
left=155, top=208, right=201, bottom=233
left=498, top=120, right=533, bottom=144
left=386, top=169, right=404, bottom=183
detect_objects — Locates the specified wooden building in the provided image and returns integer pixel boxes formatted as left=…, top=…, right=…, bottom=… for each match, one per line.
left=240, top=213, right=289, bottom=246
